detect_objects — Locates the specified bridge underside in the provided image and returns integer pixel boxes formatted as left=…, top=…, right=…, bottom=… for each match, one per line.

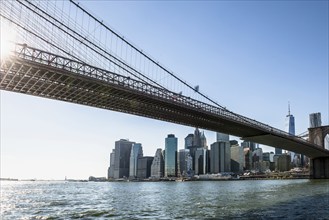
left=1, top=53, right=329, bottom=159
left=243, top=134, right=324, bottom=157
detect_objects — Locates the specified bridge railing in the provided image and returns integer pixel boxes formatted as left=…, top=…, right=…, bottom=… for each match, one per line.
left=9, top=43, right=313, bottom=146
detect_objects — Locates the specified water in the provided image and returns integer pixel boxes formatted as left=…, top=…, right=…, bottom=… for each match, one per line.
left=1, top=179, right=328, bottom=219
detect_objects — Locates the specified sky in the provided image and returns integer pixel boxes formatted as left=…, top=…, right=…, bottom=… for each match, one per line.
left=1, top=1, right=328, bottom=180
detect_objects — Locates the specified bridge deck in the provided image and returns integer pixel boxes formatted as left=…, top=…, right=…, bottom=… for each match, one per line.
left=1, top=45, right=328, bottom=158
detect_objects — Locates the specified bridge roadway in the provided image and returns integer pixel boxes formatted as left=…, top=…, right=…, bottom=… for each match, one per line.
left=1, top=44, right=329, bottom=158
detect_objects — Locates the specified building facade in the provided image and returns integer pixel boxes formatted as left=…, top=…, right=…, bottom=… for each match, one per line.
left=136, top=157, right=154, bottom=179
left=244, top=148, right=252, bottom=171
left=200, top=131, right=207, bottom=149
left=129, top=143, right=143, bottom=178
left=178, top=149, right=193, bottom=177
left=241, top=140, right=258, bottom=152
left=108, top=149, right=116, bottom=179
left=151, top=148, right=164, bottom=178
left=164, top=134, right=178, bottom=177
left=210, top=141, right=231, bottom=173
left=195, top=148, right=207, bottom=175
left=185, top=134, right=194, bottom=149
left=277, top=154, right=291, bottom=172
left=231, top=145, right=244, bottom=173
left=113, top=139, right=135, bottom=179
left=216, top=132, right=229, bottom=142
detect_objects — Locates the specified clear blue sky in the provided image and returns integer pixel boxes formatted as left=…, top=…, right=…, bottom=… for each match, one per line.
left=1, top=1, right=328, bottom=180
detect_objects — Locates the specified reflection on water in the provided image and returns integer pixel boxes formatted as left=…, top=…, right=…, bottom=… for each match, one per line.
left=1, top=179, right=328, bottom=219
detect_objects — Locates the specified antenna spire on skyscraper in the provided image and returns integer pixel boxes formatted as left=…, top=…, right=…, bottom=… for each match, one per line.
left=288, top=101, right=291, bottom=116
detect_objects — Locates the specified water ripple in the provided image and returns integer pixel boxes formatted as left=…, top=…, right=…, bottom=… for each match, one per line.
left=1, top=180, right=328, bottom=219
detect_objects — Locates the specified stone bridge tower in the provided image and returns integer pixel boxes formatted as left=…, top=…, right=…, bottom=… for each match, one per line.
left=308, top=125, right=329, bottom=179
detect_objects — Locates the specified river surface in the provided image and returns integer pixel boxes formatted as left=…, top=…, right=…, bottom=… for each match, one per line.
left=1, top=179, right=328, bottom=219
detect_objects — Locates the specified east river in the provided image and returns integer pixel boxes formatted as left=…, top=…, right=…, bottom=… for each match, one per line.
left=1, top=179, right=328, bottom=219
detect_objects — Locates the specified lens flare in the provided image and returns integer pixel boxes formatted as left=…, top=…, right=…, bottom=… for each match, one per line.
left=0, top=19, right=16, bottom=60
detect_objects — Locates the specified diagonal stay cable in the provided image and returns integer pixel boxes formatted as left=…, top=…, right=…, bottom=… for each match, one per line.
left=0, top=14, right=84, bottom=64
left=70, top=0, right=257, bottom=125
left=19, top=0, right=169, bottom=93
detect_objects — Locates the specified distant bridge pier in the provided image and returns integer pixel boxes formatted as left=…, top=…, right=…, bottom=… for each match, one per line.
left=309, top=126, right=329, bottom=179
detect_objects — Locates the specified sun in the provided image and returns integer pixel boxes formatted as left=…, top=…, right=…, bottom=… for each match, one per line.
left=0, top=19, right=17, bottom=60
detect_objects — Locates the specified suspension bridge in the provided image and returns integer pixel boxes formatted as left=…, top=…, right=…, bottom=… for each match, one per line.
left=1, top=1, right=328, bottom=177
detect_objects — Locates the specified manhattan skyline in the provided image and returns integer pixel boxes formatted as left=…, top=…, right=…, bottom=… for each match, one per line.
left=1, top=1, right=328, bottom=180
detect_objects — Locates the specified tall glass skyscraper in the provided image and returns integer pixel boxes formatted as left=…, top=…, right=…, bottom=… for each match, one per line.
left=129, top=143, right=143, bottom=178
left=285, top=104, right=295, bottom=162
left=113, top=139, right=135, bottom=179
left=164, top=134, right=178, bottom=177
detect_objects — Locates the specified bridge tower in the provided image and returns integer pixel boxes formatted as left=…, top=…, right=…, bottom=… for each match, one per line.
left=309, top=125, right=329, bottom=179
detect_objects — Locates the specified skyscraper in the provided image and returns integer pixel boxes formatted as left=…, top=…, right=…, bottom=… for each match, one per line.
left=164, top=134, right=178, bottom=177
left=113, top=139, right=135, bottom=179
left=231, top=145, right=244, bottom=173
left=193, top=128, right=201, bottom=147
left=241, top=140, right=257, bottom=152
left=178, top=149, right=193, bottom=177
left=136, top=156, right=154, bottom=179
left=275, top=147, right=282, bottom=156
left=195, top=148, right=207, bottom=175
left=108, top=149, right=116, bottom=179
left=151, top=148, right=164, bottom=178
left=200, top=131, right=207, bottom=149
left=210, top=141, right=231, bottom=173
left=129, top=143, right=143, bottom=178
left=285, top=104, right=295, bottom=135
left=285, top=103, right=295, bottom=163
left=184, top=133, right=194, bottom=149
left=216, top=132, right=229, bottom=142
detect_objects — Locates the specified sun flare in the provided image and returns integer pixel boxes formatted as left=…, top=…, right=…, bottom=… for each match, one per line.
left=0, top=19, right=17, bottom=60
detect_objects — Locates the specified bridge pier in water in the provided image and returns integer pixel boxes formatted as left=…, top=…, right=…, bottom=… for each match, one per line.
left=310, top=157, right=329, bottom=179
left=308, top=126, right=329, bottom=179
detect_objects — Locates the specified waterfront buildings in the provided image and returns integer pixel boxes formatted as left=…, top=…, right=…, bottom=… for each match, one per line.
left=275, top=147, right=283, bottom=156
left=195, top=148, right=207, bottom=175
left=241, top=140, right=258, bottom=152
left=277, top=154, right=291, bottom=172
left=193, top=128, right=202, bottom=148
left=136, top=156, right=154, bottom=179
left=210, top=140, right=231, bottom=173
left=113, top=139, right=135, bottom=179
left=263, top=152, right=274, bottom=163
left=108, top=129, right=295, bottom=180
left=129, top=143, right=143, bottom=178
left=244, top=148, right=252, bottom=170
left=164, top=134, right=178, bottom=177
left=184, top=134, right=194, bottom=149
left=252, top=148, right=263, bottom=169
left=178, top=149, right=193, bottom=177
left=151, top=148, right=164, bottom=178
left=216, top=132, right=229, bottom=142
left=200, top=132, right=207, bottom=149
left=210, top=133, right=231, bottom=173
left=231, top=145, right=244, bottom=173
left=108, top=149, right=116, bottom=179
